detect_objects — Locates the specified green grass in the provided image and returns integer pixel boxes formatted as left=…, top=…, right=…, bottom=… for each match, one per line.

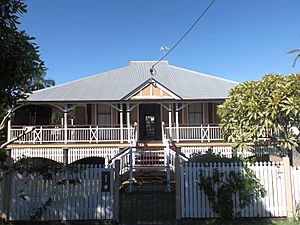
left=2, top=218, right=299, bottom=225
left=120, top=190, right=176, bottom=223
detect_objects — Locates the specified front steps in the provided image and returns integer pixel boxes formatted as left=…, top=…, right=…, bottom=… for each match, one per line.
left=119, top=144, right=176, bottom=192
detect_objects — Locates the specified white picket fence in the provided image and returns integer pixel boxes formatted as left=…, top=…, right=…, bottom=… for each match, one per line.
left=291, top=166, right=300, bottom=212
left=181, top=161, right=289, bottom=218
left=9, top=164, right=114, bottom=221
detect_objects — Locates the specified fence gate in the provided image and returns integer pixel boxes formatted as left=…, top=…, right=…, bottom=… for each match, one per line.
left=119, top=169, right=176, bottom=225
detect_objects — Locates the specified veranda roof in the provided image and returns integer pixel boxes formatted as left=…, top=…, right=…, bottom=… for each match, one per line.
left=26, top=61, right=238, bottom=102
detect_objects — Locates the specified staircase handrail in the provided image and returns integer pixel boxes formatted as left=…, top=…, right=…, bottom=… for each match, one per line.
left=161, top=121, right=167, bottom=144
left=108, top=146, right=131, bottom=164
left=133, top=122, right=138, bottom=145
left=168, top=145, right=189, bottom=161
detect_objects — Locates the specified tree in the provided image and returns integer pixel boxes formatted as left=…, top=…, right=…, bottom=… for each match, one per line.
left=0, top=0, right=55, bottom=144
left=218, top=74, right=300, bottom=152
left=287, top=49, right=300, bottom=68
left=26, top=69, right=55, bottom=92
left=0, top=0, right=46, bottom=110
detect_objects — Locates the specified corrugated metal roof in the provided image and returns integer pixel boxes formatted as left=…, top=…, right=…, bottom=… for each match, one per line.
left=26, top=61, right=238, bottom=102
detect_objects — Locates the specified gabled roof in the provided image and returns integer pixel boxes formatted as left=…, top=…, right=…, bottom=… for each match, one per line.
left=26, top=61, right=238, bottom=102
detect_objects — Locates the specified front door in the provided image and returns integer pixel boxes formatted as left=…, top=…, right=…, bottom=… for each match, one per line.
left=139, top=104, right=162, bottom=140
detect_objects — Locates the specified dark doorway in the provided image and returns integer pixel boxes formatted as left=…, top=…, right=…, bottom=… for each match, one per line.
left=139, top=104, right=162, bottom=140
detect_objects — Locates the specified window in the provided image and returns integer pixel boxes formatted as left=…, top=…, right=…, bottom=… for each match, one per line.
left=97, top=104, right=111, bottom=126
left=208, top=103, right=213, bottom=124
left=188, top=103, right=203, bottom=125
left=208, top=103, right=220, bottom=124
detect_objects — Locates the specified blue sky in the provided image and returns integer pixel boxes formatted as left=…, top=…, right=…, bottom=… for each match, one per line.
left=20, top=0, right=300, bottom=84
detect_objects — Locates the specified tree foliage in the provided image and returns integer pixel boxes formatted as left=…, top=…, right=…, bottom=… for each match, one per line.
left=218, top=74, right=300, bottom=152
left=189, top=148, right=245, bottom=163
left=0, top=0, right=55, bottom=143
left=0, top=0, right=47, bottom=109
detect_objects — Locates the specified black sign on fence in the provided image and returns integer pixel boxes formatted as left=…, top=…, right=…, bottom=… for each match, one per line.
left=102, top=171, right=111, bottom=192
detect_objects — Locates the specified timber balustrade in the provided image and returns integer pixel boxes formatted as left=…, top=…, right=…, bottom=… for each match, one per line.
left=165, top=124, right=222, bottom=142
left=10, top=124, right=223, bottom=144
left=10, top=125, right=135, bottom=144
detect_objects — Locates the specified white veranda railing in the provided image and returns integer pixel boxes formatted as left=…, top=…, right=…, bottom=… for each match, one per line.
left=10, top=126, right=135, bottom=144
left=165, top=125, right=222, bottom=142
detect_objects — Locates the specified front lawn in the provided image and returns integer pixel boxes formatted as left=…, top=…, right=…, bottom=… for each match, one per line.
left=1, top=218, right=299, bottom=225
left=179, top=218, right=299, bottom=225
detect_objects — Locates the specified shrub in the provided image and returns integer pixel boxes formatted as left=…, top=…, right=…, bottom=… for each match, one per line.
left=197, top=165, right=266, bottom=218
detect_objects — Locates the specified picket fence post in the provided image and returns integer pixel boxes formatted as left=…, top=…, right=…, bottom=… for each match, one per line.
left=63, top=148, right=69, bottom=165
left=283, top=157, right=294, bottom=217
left=113, top=160, right=120, bottom=223
left=2, top=149, right=14, bottom=222
left=175, top=150, right=181, bottom=220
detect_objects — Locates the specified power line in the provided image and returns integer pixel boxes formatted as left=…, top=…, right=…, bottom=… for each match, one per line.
left=150, top=0, right=217, bottom=74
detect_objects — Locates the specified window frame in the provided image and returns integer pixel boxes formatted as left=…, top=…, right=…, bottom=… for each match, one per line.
left=188, top=103, right=203, bottom=126
left=97, top=104, right=111, bottom=126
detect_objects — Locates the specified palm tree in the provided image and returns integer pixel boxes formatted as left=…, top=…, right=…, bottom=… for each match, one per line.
left=287, top=49, right=300, bottom=67
left=27, top=68, right=55, bottom=92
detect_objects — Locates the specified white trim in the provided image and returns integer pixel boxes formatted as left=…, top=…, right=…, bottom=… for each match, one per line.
left=64, top=105, right=68, bottom=144
left=7, top=115, right=11, bottom=142
left=160, top=89, right=163, bottom=97
left=131, top=96, right=175, bottom=99
left=137, top=104, right=140, bottom=140
left=168, top=103, right=172, bottom=138
left=127, top=81, right=181, bottom=100
left=150, top=83, right=153, bottom=96
left=156, top=82, right=181, bottom=100
left=120, top=104, right=123, bottom=143
left=175, top=103, right=179, bottom=142
left=126, top=103, right=131, bottom=142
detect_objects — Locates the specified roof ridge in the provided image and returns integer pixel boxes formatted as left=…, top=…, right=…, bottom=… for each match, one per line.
left=169, top=65, right=239, bottom=84
left=129, top=60, right=168, bottom=64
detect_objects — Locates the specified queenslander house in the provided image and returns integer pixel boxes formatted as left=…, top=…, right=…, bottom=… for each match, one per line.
left=7, top=61, right=238, bottom=164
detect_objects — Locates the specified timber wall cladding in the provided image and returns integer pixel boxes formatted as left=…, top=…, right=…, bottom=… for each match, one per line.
left=9, top=164, right=114, bottom=220
left=181, top=161, right=288, bottom=218
left=68, top=147, right=120, bottom=163
left=12, top=148, right=64, bottom=163
left=11, top=147, right=120, bottom=163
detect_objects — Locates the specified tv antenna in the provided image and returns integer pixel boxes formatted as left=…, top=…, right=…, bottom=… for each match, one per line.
left=160, top=45, right=170, bottom=59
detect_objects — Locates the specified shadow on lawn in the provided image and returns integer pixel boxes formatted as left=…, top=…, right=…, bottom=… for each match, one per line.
left=0, top=221, right=116, bottom=225
left=179, top=218, right=296, bottom=225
